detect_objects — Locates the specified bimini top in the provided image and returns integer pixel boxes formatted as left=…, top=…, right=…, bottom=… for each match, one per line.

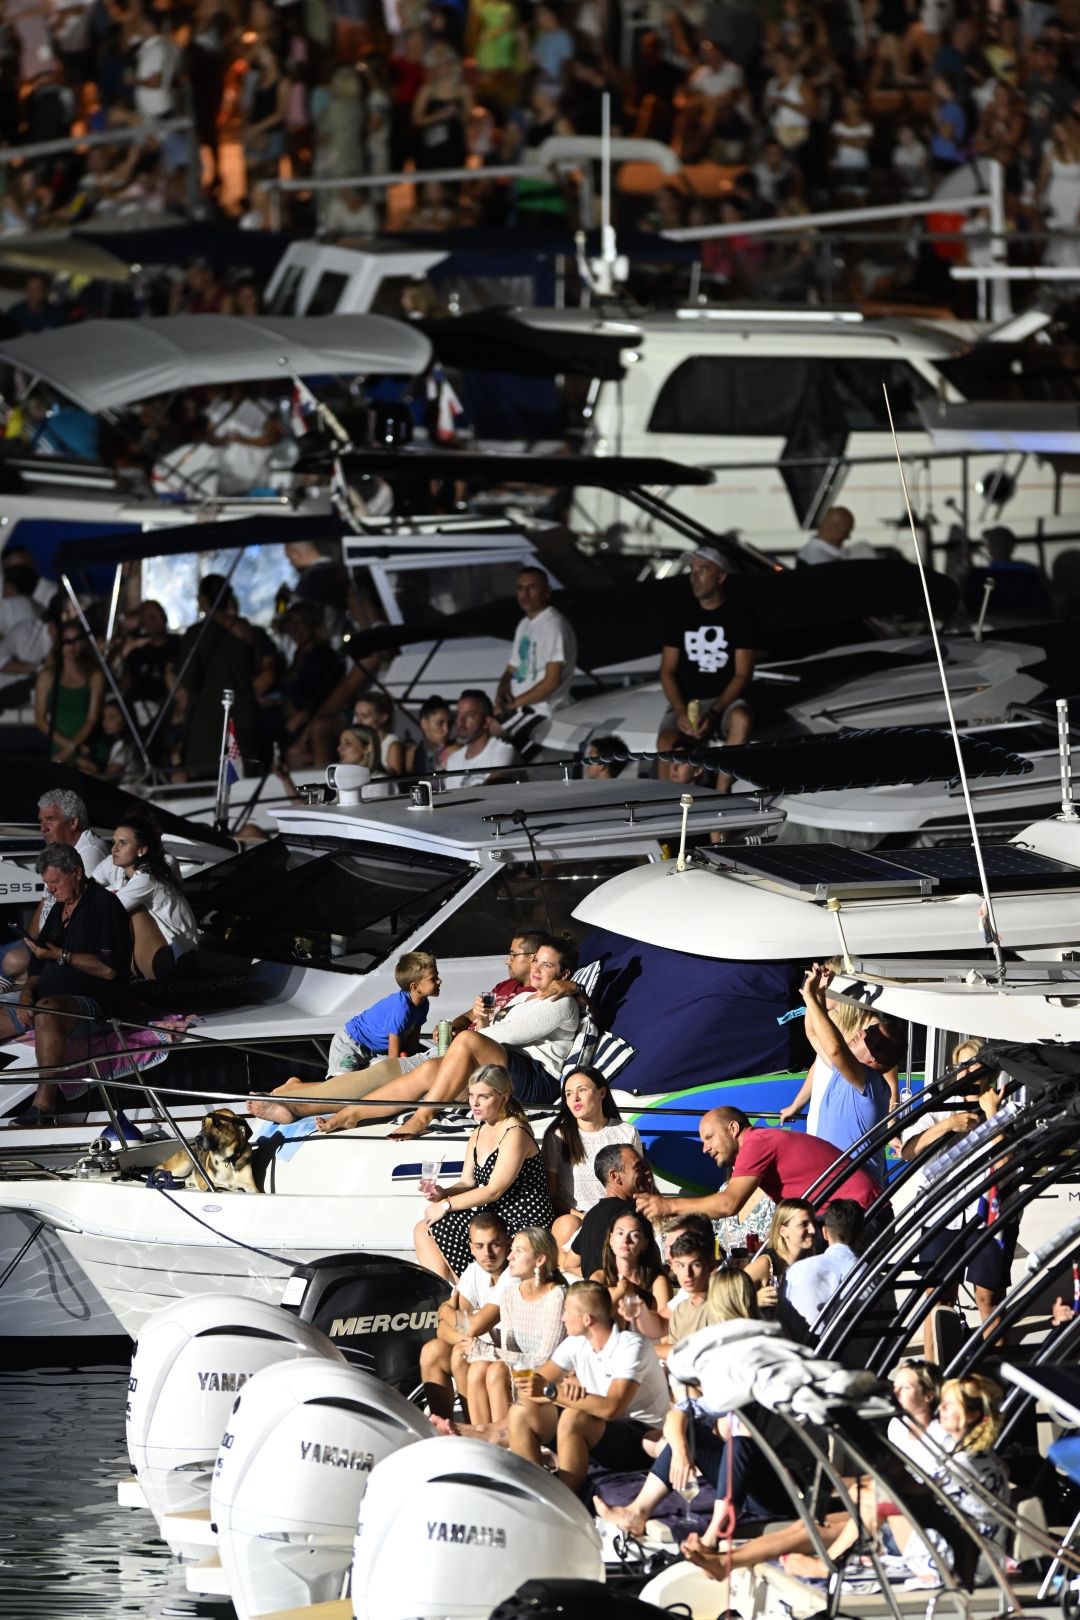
left=573, top=815, right=1080, bottom=960
left=0, top=314, right=432, bottom=413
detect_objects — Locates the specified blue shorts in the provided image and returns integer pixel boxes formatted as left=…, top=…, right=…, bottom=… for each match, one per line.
left=503, top=1047, right=560, bottom=1108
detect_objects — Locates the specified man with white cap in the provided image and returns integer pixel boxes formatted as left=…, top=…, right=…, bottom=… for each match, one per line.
left=656, top=546, right=757, bottom=788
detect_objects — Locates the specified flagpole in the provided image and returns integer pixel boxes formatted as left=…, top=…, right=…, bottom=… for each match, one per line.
left=214, top=687, right=235, bottom=832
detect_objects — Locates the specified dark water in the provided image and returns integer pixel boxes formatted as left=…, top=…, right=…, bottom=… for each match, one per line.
left=0, top=1363, right=196, bottom=1619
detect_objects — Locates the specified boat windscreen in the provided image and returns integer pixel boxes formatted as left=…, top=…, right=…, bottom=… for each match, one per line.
left=185, top=835, right=474, bottom=973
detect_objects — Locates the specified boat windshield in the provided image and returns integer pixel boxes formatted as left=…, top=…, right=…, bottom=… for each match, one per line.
left=186, top=834, right=474, bottom=973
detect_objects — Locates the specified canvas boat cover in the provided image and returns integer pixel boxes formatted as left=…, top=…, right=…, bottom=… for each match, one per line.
left=0, top=314, right=432, bottom=413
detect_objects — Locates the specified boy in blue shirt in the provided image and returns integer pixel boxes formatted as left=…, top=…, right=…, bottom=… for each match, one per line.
left=326, top=951, right=441, bottom=1076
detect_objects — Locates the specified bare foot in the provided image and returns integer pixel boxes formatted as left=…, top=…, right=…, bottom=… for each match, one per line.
left=429, top=1415, right=460, bottom=1436
left=249, top=1099, right=296, bottom=1124
left=388, top=1112, right=434, bottom=1140
left=681, top=1534, right=726, bottom=1579
left=782, top=1553, right=829, bottom=1578
left=593, top=1497, right=648, bottom=1537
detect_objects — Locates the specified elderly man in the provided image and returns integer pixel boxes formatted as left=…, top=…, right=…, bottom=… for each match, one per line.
left=635, top=1105, right=880, bottom=1225
left=796, top=507, right=877, bottom=566
left=1, top=844, right=132, bottom=1124
left=0, top=790, right=108, bottom=995
left=444, top=690, right=517, bottom=788
left=495, top=566, right=576, bottom=751
left=656, top=546, right=756, bottom=790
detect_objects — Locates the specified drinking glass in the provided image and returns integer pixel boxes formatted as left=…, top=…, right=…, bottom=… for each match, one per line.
left=678, top=1475, right=701, bottom=1527
left=419, top=1158, right=442, bottom=1196
left=621, top=1292, right=643, bottom=1327
left=510, top=1366, right=535, bottom=1403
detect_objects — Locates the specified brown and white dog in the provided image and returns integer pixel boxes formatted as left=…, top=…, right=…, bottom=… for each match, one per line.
left=160, top=1108, right=263, bottom=1194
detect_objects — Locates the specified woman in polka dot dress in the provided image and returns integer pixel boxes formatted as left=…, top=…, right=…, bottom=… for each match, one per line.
left=415, top=1064, right=555, bottom=1280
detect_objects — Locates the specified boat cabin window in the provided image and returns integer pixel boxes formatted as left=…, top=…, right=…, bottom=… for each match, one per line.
left=187, top=834, right=474, bottom=972
left=384, top=559, right=527, bottom=621
left=647, top=356, right=933, bottom=437
left=267, top=263, right=305, bottom=315
left=424, top=857, right=649, bottom=958
left=307, top=270, right=350, bottom=316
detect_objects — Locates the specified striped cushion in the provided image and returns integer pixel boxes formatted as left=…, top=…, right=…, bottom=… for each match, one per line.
left=561, top=960, right=635, bottom=1082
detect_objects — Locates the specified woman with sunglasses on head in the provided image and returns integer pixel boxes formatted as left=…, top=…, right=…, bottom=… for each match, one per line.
left=544, top=1067, right=642, bottom=1262
left=35, top=617, right=105, bottom=764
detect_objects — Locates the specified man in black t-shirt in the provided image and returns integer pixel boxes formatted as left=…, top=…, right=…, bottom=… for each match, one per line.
left=569, top=1144, right=655, bottom=1278
left=657, top=545, right=757, bottom=789
left=0, top=844, right=132, bottom=1123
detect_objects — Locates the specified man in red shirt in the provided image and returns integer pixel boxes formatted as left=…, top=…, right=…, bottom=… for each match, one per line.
left=635, top=1105, right=881, bottom=1224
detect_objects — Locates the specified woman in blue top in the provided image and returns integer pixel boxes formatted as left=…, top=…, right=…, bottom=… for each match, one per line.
left=798, top=963, right=901, bottom=1186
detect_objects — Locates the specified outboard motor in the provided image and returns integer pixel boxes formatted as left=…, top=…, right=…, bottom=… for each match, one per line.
left=212, top=1359, right=430, bottom=1619
left=351, top=1438, right=604, bottom=1620
left=282, top=1252, right=451, bottom=1394
left=126, top=1295, right=343, bottom=1555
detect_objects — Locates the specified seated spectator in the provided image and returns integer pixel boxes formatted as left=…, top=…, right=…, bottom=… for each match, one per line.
left=830, top=91, right=873, bottom=190
left=1, top=789, right=109, bottom=995
left=752, top=138, right=794, bottom=208
left=929, top=71, right=968, bottom=168
left=794, top=961, right=901, bottom=1186
left=420, top=1211, right=510, bottom=1419
left=460, top=1225, right=567, bottom=1423
left=571, top=1144, right=655, bottom=1278
left=0, top=843, right=131, bottom=1124
left=0, top=560, right=50, bottom=711
left=796, top=507, right=878, bottom=565
left=582, top=735, right=630, bottom=779
left=744, top=1197, right=817, bottom=1321
left=35, top=620, right=105, bottom=764
left=508, top=1280, right=671, bottom=1495
left=414, top=1065, right=555, bottom=1280
left=592, top=1208, right=672, bottom=1338
left=315, top=934, right=580, bottom=1140
left=677, top=39, right=751, bottom=160
left=636, top=1105, right=882, bottom=1226
left=901, top=1036, right=1015, bottom=1358
left=444, top=689, right=518, bottom=788
left=661, top=1229, right=719, bottom=1350
left=596, top=1269, right=792, bottom=1535
left=659, top=1212, right=718, bottom=1271
left=893, top=122, right=930, bottom=198
left=544, top=1067, right=643, bottom=1260
left=888, top=1357, right=944, bottom=1475
left=785, top=1198, right=864, bottom=1340
left=247, top=933, right=547, bottom=1120
left=254, top=953, right=439, bottom=1122
left=406, top=695, right=452, bottom=775
left=353, top=692, right=403, bottom=778
left=90, top=813, right=198, bottom=979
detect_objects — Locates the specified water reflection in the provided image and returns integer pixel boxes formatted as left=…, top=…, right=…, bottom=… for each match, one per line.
left=0, top=1365, right=193, bottom=1617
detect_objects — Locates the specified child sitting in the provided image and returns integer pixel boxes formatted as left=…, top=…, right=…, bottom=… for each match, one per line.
left=327, top=950, right=441, bottom=1076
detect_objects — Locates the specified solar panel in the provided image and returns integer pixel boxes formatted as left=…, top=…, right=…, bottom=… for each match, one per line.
left=703, top=841, right=1080, bottom=899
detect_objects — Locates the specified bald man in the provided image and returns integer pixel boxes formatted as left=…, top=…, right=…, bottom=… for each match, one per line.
left=797, top=507, right=877, bottom=566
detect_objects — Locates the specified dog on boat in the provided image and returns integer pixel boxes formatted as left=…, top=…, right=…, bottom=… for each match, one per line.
left=159, top=1109, right=263, bottom=1193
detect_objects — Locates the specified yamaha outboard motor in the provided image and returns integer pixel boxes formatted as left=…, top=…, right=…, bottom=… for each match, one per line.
left=213, top=1359, right=430, bottom=1619
left=126, top=1295, right=343, bottom=1556
left=352, top=1438, right=604, bottom=1620
left=282, top=1252, right=451, bottom=1393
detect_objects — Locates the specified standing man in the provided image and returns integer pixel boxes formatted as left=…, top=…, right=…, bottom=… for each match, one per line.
left=495, top=566, right=577, bottom=752
left=656, top=547, right=756, bottom=788
left=508, top=1281, right=670, bottom=1494
left=444, top=690, right=517, bottom=787
left=0, top=844, right=131, bottom=1123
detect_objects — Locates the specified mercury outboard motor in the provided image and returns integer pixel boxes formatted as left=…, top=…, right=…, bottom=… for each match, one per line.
left=282, top=1252, right=451, bottom=1394
left=126, top=1295, right=343, bottom=1555
left=212, top=1359, right=430, bottom=1619
left=352, top=1438, right=604, bottom=1620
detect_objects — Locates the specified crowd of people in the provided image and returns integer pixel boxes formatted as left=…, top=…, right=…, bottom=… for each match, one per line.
left=0, top=0, right=1079, bottom=300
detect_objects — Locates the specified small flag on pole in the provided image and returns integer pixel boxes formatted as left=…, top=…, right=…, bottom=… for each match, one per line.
left=225, top=718, right=244, bottom=785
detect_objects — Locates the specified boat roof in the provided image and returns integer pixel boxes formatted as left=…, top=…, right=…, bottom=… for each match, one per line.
left=0, top=314, right=431, bottom=413
left=572, top=815, right=1080, bottom=959
left=514, top=306, right=967, bottom=355
left=828, top=963, right=1080, bottom=1044
left=271, top=777, right=779, bottom=861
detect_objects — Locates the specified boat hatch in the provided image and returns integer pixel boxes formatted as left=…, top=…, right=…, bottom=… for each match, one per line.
left=698, top=841, right=1080, bottom=902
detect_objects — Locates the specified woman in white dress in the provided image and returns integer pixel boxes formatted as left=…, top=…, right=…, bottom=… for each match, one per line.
left=92, top=813, right=198, bottom=979
left=459, top=1226, right=566, bottom=1424
left=1040, top=116, right=1080, bottom=268
left=543, top=1067, right=643, bottom=1260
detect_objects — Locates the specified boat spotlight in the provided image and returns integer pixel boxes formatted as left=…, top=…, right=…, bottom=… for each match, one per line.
left=975, top=466, right=1016, bottom=508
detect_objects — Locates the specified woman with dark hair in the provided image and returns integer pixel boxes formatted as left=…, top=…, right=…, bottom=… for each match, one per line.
left=34, top=619, right=105, bottom=764
left=92, top=812, right=198, bottom=978
left=544, top=1067, right=642, bottom=1257
left=414, top=1065, right=555, bottom=1281
left=591, top=1208, right=671, bottom=1337
left=581, top=735, right=630, bottom=780
left=318, top=933, right=581, bottom=1140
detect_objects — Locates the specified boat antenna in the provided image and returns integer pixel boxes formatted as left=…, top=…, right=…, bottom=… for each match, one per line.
left=1058, top=698, right=1077, bottom=821
left=882, top=383, right=1005, bottom=977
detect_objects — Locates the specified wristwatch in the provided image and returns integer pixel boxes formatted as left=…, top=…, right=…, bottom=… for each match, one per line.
left=59, top=949, right=70, bottom=967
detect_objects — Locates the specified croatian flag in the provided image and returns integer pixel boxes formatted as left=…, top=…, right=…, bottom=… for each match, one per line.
left=225, top=718, right=244, bottom=785
left=289, top=380, right=318, bottom=437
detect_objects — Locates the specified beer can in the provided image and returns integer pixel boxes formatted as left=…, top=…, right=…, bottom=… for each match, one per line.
left=436, top=1019, right=453, bottom=1055
left=687, top=699, right=701, bottom=730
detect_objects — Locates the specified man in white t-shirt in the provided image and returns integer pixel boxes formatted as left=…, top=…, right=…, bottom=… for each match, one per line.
left=420, top=1213, right=510, bottom=1419
left=508, top=1280, right=670, bottom=1493
left=796, top=506, right=878, bottom=566
left=495, top=566, right=576, bottom=728
left=129, top=4, right=178, bottom=121
left=444, top=690, right=517, bottom=788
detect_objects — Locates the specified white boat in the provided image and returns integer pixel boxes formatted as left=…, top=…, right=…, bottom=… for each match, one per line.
left=544, top=634, right=1048, bottom=756
left=4, top=806, right=1080, bottom=1340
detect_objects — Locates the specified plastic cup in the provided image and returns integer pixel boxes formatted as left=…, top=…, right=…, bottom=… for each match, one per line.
left=420, top=1158, right=441, bottom=1194
left=510, top=1367, right=535, bottom=1403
